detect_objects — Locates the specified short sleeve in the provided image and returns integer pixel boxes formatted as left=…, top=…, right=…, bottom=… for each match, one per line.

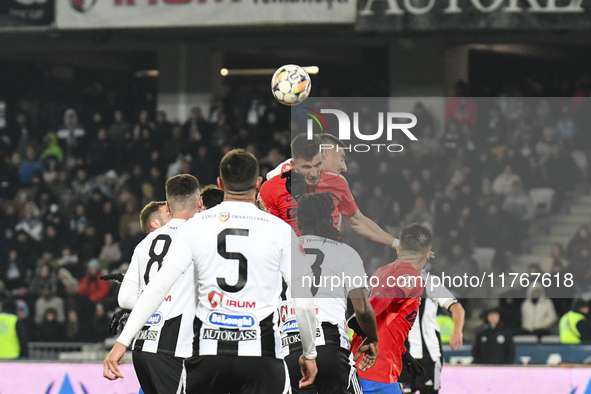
left=336, top=176, right=358, bottom=216
left=343, top=249, right=367, bottom=294
left=259, top=180, right=279, bottom=217
left=163, top=221, right=195, bottom=274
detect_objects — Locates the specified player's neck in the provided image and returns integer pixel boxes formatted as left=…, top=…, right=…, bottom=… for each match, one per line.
left=224, top=190, right=256, bottom=204
left=396, top=253, right=426, bottom=272
left=172, top=212, right=193, bottom=220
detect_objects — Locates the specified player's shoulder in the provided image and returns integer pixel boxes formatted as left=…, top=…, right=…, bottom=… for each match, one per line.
left=261, top=172, right=287, bottom=189
left=321, top=170, right=350, bottom=187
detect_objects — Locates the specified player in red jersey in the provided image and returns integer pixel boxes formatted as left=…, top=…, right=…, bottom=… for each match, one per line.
left=259, top=133, right=400, bottom=250
left=349, top=223, right=432, bottom=394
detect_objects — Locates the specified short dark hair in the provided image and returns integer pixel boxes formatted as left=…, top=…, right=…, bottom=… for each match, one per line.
left=140, top=201, right=166, bottom=234
left=200, top=185, right=224, bottom=210
left=319, top=133, right=346, bottom=148
left=220, top=149, right=259, bottom=192
left=291, top=133, right=322, bottom=161
left=166, top=174, right=200, bottom=210
left=399, top=223, right=432, bottom=256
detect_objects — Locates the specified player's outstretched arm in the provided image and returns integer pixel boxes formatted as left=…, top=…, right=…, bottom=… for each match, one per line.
left=344, top=210, right=397, bottom=247
left=103, top=264, right=183, bottom=380
left=449, top=302, right=465, bottom=350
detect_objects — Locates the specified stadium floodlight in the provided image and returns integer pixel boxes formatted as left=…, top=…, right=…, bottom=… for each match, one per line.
left=220, top=67, right=319, bottom=76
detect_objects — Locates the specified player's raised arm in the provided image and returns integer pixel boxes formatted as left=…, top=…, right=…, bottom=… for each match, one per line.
left=344, top=209, right=398, bottom=248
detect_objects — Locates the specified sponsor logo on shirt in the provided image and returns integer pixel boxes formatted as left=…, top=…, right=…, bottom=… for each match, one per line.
left=145, top=312, right=163, bottom=326
left=226, top=299, right=256, bottom=308
left=208, top=291, right=224, bottom=308
left=203, top=328, right=258, bottom=342
left=219, top=212, right=230, bottom=222
left=208, top=312, right=256, bottom=328
left=283, top=319, right=299, bottom=332
left=136, top=330, right=158, bottom=341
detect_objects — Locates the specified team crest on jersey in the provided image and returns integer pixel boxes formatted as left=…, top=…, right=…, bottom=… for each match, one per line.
left=208, top=291, right=224, bottom=308
left=219, top=213, right=230, bottom=222
left=280, top=305, right=289, bottom=322
left=281, top=162, right=292, bottom=173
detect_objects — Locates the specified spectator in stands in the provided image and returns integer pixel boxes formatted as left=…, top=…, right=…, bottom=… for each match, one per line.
left=56, top=109, right=85, bottom=151
left=78, top=259, right=110, bottom=304
left=154, top=110, right=172, bottom=145
left=65, top=310, right=81, bottom=342
left=567, top=226, right=591, bottom=261
left=118, top=201, right=139, bottom=240
left=545, top=143, right=580, bottom=211
left=29, top=264, right=59, bottom=298
left=19, top=147, right=45, bottom=185
left=559, top=299, right=591, bottom=344
left=569, top=246, right=591, bottom=295
left=108, top=110, right=130, bottom=142
left=555, top=102, right=578, bottom=151
left=475, top=203, right=512, bottom=267
left=502, top=181, right=535, bottom=252
left=40, top=133, right=63, bottom=164
left=183, top=106, right=209, bottom=146
left=162, top=124, right=187, bottom=165
left=403, top=197, right=434, bottom=231
left=15, top=202, right=43, bottom=242
left=34, top=283, right=65, bottom=327
left=87, top=128, right=112, bottom=175
left=492, top=165, right=522, bottom=196
left=37, top=308, right=65, bottom=342
left=521, top=285, right=557, bottom=337
left=99, top=233, right=121, bottom=269
left=499, top=296, right=522, bottom=334
left=2, top=249, right=28, bottom=294
left=88, top=303, right=110, bottom=343
left=472, top=308, right=515, bottom=364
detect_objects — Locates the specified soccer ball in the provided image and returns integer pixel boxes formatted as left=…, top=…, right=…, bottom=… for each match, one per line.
left=271, top=65, right=311, bottom=106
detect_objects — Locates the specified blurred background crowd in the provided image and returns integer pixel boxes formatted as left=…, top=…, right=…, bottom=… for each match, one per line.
left=1, top=81, right=591, bottom=349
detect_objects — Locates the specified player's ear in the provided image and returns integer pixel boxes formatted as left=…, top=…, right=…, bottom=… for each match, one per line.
left=150, top=218, right=160, bottom=232
left=165, top=201, right=171, bottom=214
left=217, top=177, right=225, bottom=190
left=255, top=177, right=263, bottom=190
left=198, top=196, right=204, bottom=210
left=396, top=245, right=401, bottom=255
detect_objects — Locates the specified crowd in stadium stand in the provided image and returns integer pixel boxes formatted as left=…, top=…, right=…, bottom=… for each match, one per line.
left=0, top=89, right=590, bottom=348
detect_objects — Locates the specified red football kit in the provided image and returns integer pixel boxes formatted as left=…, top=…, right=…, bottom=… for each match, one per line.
left=258, top=169, right=358, bottom=235
left=350, top=260, right=424, bottom=384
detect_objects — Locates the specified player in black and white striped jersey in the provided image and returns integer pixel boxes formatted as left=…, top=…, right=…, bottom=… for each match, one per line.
left=281, top=193, right=379, bottom=394
left=104, top=149, right=318, bottom=394
left=117, top=174, right=200, bottom=394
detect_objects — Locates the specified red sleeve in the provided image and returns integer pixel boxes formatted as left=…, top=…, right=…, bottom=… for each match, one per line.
left=259, top=179, right=280, bottom=218
left=334, top=175, right=358, bottom=216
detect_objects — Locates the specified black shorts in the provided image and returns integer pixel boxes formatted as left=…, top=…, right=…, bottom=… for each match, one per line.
left=132, top=350, right=184, bottom=394
left=182, top=355, right=289, bottom=394
left=398, top=355, right=441, bottom=394
left=285, top=344, right=362, bottom=394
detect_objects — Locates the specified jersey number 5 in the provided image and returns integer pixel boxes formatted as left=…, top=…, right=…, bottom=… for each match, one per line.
left=144, top=234, right=172, bottom=285
left=217, top=228, right=249, bottom=293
